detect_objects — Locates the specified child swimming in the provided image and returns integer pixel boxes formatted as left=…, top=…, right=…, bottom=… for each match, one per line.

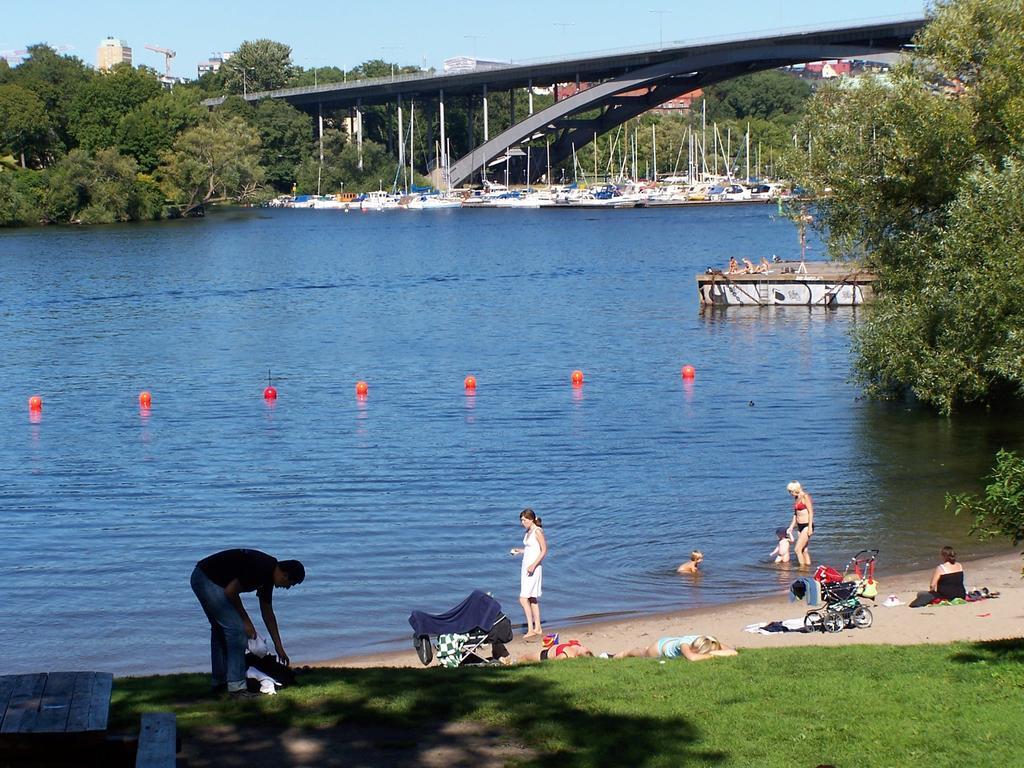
left=677, top=550, right=704, bottom=574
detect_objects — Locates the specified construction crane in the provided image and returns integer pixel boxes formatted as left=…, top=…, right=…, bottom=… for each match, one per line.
left=145, top=44, right=176, bottom=76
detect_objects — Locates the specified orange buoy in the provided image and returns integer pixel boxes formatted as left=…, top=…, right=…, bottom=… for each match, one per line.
left=28, top=395, right=43, bottom=411
left=139, top=391, right=152, bottom=408
left=355, top=380, right=369, bottom=397
left=263, top=386, right=278, bottom=400
left=571, top=369, right=584, bottom=386
left=681, top=365, right=696, bottom=380
left=464, top=375, right=477, bottom=391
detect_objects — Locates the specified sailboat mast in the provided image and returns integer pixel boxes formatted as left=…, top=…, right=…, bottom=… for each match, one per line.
left=397, top=95, right=405, bottom=194
left=546, top=139, right=551, bottom=189
left=745, top=123, right=750, bottom=183
left=652, top=123, right=657, bottom=182
left=701, top=99, right=706, bottom=182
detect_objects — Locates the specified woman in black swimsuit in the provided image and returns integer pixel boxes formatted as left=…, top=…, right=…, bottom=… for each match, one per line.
left=910, top=546, right=966, bottom=607
left=785, top=481, right=814, bottom=567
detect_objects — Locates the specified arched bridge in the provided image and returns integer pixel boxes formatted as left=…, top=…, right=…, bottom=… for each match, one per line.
left=203, top=17, right=925, bottom=186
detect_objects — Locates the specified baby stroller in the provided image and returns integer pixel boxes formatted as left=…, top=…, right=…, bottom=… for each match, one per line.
left=409, top=589, right=513, bottom=667
left=799, top=550, right=877, bottom=633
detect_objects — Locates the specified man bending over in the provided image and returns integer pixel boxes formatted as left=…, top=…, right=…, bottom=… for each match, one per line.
left=190, top=548, right=305, bottom=698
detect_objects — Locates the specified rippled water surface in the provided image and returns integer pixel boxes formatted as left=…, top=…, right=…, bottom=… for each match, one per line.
left=1, top=205, right=1020, bottom=675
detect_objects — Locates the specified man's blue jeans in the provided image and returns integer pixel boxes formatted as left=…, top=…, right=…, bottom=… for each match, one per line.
left=191, top=566, right=247, bottom=692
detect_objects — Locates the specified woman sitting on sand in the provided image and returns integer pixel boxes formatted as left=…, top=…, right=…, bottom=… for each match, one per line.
left=616, top=635, right=737, bottom=662
left=910, top=546, right=967, bottom=607
left=503, top=640, right=594, bottom=664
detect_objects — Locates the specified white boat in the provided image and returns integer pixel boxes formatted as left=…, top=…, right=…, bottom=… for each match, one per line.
left=642, top=184, right=691, bottom=206
left=490, top=190, right=543, bottom=208
left=311, top=195, right=348, bottom=210
left=404, top=193, right=462, bottom=210
left=358, top=190, right=403, bottom=211
left=748, top=183, right=782, bottom=202
left=710, top=184, right=752, bottom=202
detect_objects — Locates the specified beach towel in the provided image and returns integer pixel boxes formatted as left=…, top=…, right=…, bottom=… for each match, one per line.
left=743, top=618, right=810, bottom=634
left=910, top=589, right=999, bottom=608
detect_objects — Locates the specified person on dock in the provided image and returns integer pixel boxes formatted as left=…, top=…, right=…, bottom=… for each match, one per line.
left=677, top=550, right=704, bottom=574
left=742, top=258, right=756, bottom=273
left=786, top=481, right=814, bottom=567
left=190, top=549, right=305, bottom=698
left=615, top=635, right=737, bottom=662
left=770, top=528, right=793, bottom=563
left=758, top=256, right=771, bottom=273
left=510, top=508, right=547, bottom=641
left=727, top=257, right=742, bottom=274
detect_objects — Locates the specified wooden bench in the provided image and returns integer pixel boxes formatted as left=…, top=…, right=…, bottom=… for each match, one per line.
left=135, top=712, right=178, bottom=768
left=0, top=671, right=112, bottom=764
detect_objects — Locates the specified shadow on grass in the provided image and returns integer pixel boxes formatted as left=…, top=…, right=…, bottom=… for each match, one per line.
left=948, top=637, right=1024, bottom=664
left=112, top=665, right=727, bottom=768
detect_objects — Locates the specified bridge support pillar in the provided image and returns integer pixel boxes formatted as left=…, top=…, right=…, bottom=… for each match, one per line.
left=397, top=95, right=405, bottom=171
left=528, top=78, right=534, bottom=115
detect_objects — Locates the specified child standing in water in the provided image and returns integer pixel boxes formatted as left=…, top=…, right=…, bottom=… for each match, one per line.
left=770, top=528, right=793, bottom=563
left=510, top=509, right=547, bottom=640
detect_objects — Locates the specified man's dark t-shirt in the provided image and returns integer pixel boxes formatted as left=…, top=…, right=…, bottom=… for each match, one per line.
left=198, top=549, right=277, bottom=600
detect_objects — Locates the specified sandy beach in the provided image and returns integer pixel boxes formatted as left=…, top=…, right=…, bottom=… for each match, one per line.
left=319, top=550, right=1023, bottom=668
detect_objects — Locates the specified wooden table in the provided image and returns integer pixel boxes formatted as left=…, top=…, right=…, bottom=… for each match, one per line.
left=0, top=672, right=113, bottom=765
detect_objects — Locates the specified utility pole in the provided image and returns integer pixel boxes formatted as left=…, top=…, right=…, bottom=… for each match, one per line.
left=648, top=10, right=670, bottom=48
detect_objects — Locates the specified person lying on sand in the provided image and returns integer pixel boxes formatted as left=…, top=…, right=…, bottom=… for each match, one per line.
left=613, top=635, right=737, bottom=662
left=501, top=639, right=594, bottom=664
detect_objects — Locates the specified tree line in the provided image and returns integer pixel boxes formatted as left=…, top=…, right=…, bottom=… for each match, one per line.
left=0, top=38, right=812, bottom=225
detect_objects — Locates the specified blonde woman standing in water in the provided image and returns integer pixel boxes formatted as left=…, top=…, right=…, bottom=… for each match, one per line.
left=510, top=508, right=547, bottom=640
left=785, top=481, right=814, bottom=567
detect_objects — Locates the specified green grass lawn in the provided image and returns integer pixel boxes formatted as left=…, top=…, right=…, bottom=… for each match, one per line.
left=111, top=640, right=1024, bottom=767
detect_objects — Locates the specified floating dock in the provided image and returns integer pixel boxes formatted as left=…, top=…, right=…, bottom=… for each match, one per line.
left=697, top=261, right=876, bottom=307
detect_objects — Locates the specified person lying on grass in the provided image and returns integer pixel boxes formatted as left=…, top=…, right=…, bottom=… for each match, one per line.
left=616, top=635, right=737, bottom=662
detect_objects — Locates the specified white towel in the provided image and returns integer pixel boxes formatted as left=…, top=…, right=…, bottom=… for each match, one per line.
left=247, top=634, right=272, bottom=657
left=245, top=665, right=282, bottom=694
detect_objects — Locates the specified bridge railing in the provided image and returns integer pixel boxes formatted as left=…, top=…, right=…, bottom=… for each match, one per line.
left=506, top=14, right=925, bottom=66
left=227, top=14, right=924, bottom=104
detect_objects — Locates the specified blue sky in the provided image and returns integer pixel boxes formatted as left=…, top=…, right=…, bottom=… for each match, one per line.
left=5, top=0, right=927, bottom=78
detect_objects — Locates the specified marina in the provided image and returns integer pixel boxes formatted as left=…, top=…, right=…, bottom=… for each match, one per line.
left=269, top=181, right=791, bottom=211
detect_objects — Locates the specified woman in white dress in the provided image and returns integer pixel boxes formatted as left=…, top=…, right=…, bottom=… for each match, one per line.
left=511, top=508, right=547, bottom=640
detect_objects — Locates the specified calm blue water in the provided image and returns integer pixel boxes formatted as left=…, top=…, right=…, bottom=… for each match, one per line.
left=1, top=205, right=1019, bottom=675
